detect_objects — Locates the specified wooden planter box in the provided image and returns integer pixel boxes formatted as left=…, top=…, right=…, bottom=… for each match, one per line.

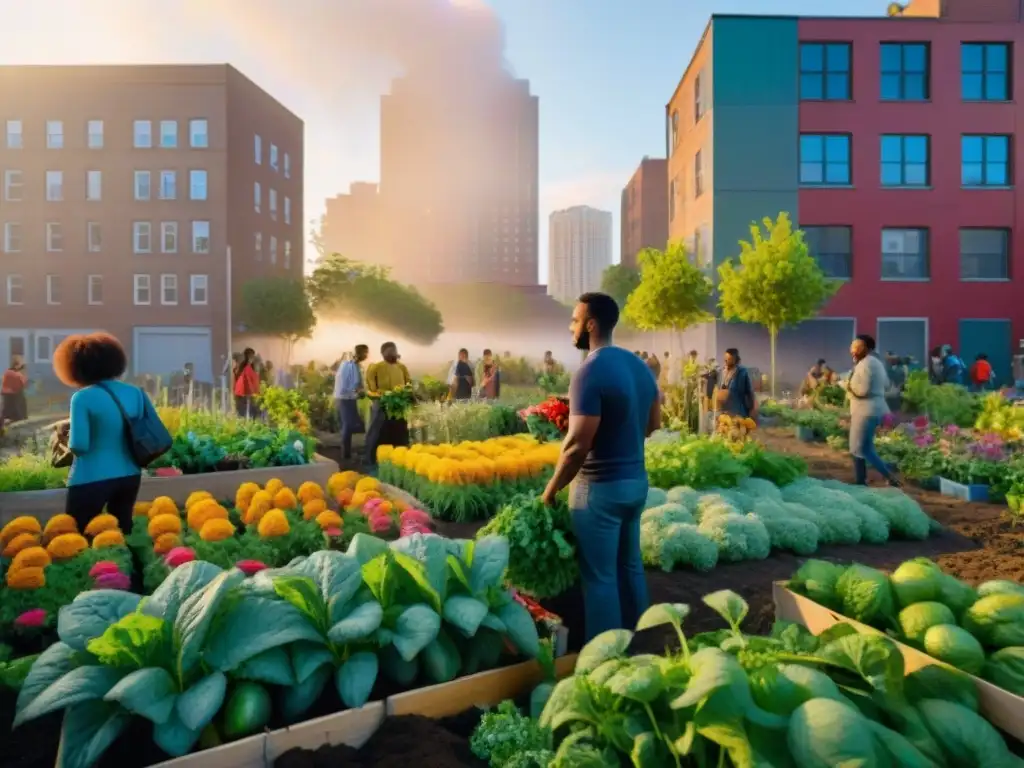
left=795, top=426, right=819, bottom=443
left=0, top=454, right=339, bottom=525
left=938, top=476, right=990, bottom=503
left=774, top=582, right=1024, bottom=743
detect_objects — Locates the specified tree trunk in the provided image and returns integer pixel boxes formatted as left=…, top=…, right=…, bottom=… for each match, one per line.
left=769, top=325, right=778, bottom=399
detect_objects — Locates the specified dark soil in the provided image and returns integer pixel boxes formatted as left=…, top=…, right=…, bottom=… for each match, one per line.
left=0, top=688, right=63, bottom=768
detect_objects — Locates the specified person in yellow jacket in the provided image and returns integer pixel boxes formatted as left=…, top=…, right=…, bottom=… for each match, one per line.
left=364, top=341, right=412, bottom=469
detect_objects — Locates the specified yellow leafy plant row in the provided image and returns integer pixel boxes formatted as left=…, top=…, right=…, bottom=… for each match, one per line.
left=378, top=435, right=560, bottom=486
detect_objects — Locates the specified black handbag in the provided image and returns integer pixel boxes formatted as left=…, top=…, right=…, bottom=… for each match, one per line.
left=97, top=382, right=172, bottom=467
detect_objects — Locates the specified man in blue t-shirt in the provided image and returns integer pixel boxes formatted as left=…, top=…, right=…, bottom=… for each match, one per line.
left=541, top=292, right=660, bottom=641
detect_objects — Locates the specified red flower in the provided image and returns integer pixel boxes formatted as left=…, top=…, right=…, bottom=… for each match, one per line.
left=14, top=609, right=47, bottom=627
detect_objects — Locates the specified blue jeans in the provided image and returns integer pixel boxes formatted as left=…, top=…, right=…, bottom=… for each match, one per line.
left=569, top=476, right=650, bottom=641
left=849, top=413, right=892, bottom=483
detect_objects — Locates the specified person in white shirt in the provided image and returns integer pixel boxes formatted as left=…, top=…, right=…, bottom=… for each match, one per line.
left=334, top=345, right=368, bottom=459
left=847, top=334, right=900, bottom=488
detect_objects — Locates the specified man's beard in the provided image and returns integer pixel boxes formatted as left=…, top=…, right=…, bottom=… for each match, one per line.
left=574, top=330, right=590, bottom=351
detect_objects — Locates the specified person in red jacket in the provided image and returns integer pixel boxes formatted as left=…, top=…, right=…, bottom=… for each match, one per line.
left=233, top=347, right=260, bottom=418
left=969, top=353, right=994, bottom=392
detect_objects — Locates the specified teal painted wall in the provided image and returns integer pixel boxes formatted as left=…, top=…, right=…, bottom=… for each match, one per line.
left=710, top=16, right=799, bottom=269
left=959, top=319, right=1012, bottom=387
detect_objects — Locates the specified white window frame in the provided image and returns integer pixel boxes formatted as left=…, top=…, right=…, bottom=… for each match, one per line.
left=284, top=241, right=291, bottom=269
left=46, top=275, right=60, bottom=306
left=86, top=170, right=102, bottom=201
left=4, top=222, right=22, bottom=253
left=87, top=221, right=102, bottom=252
left=254, top=181, right=261, bottom=212
left=4, top=169, right=22, bottom=201
left=46, top=120, right=63, bottom=149
left=160, top=274, right=178, bottom=305
left=284, top=196, right=291, bottom=224
left=269, top=188, right=277, bottom=219
left=255, top=134, right=262, bottom=164
left=35, top=333, right=53, bottom=363
left=270, top=144, right=279, bottom=170
left=161, top=221, right=178, bottom=254
left=134, top=170, right=151, bottom=201
left=134, top=119, right=152, bottom=149
left=255, top=231, right=262, bottom=260
left=46, top=170, right=63, bottom=201
left=159, top=120, right=177, bottom=149
left=284, top=152, right=290, bottom=178
left=46, top=221, right=63, bottom=252
left=133, top=221, right=152, bottom=254
left=190, top=274, right=209, bottom=305
left=6, top=119, right=22, bottom=149
left=88, top=274, right=104, bottom=305
left=133, top=274, right=152, bottom=305
left=192, top=220, right=210, bottom=254
left=270, top=235, right=278, bottom=264
left=159, top=170, right=176, bottom=200
left=189, top=169, right=208, bottom=201
left=6, top=275, right=23, bottom=305
left=189, top=119, right=208, bottom=149
left=87, top=119, right=104, bottom=149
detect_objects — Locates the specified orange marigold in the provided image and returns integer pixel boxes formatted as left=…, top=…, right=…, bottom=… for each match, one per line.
left=46, top=533, right=89, bottom=561
left=1, top=516, right=42, bottom=546
left=315, top=510, right=343, bottom=530
left=187, top=499, right=229, bottom=531
left=7, top=566, right=45, bottom=590
left=153, top=533, right=181, bottom=554
left=257, top=509, right=291, bottom=538
left=355, top=477, right=380, bottom=494
left=148, top=496, right=179, bottom=518
left=297, top=481, right=325, bottom=505
left=326, top=471, right=356, bottom=498
left=273, top=488, right=298, bottom=511
left=245, top=491, right=274, bottom=525
left=134, top=501, right=153, bottom=517
left=302, top=499, right=328, bottom=520
left=348, top=492, right=368, bottom=510
left=148, top=514, right=182, bottom=538
left=93, top=530, right=126, bottom=549
left=42, top=514, right=78, bottom=542
left=264, top=478, right=285, bottom=497
left=2, top=532, right=40, bottom=558
left=185, top=491, right=214, bottom=510
left=199, top=518, right=235, bottom=542
left=84, top=513, right=120, bottom=537
left=335, top=487, right=355, bottom=507
left=235, top=482, right=261, bottom=512
left=10, top=545, right=51, bottom=571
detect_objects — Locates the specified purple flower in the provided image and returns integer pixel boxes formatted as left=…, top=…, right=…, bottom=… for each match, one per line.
left=94, top=571, right=132, bottom=591
left=914, top=434, right=935, bottom=447
left=944, top=425, right=961, bottom=436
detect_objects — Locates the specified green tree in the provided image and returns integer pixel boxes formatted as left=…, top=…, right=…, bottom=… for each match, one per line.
left=600, top=263, right=641, bottom=309
left=717, top=212, right=840, bottom=397
left=237, top=277, right=316, bottom=364
left=623, top=243, right=713, bottom=336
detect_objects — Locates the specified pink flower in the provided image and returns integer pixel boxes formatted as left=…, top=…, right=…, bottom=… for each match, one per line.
left=399, top=509, right=431, bottom=526
left=912, top=415, right=930, bottom=430
left=95, top=571, right=132, bottom=590
left=400, top=523, right=432, bottom=537
left=881, top=413, right=896, bottom=429
left=164, top=547, right=196, bottom=568
left=368, top=514, right=392, bottom=534
left=236, top=559, right=267, bottom=576
left=324, top=526, right=343, bottom=538
left=89, top=561, right=122, bottom=579
left=361, top=499, right=385, bottom=517
left=944, top=425, right=961, bottom=436
left=14, top=609, right=47, bottom=628
left=153, top=467, right=182, bottom=477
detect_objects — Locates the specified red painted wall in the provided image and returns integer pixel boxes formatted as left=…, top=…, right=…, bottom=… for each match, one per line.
left=797, top=16, right=1024, bottom=349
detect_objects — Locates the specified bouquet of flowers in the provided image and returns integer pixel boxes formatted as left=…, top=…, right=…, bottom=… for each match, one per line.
left=519, top=396, right=569, bottom=442
left=372, top=384, right=416, bottom=420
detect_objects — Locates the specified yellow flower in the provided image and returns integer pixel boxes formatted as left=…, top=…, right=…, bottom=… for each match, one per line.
left=273, top=488, right=299, bottom=511
left=1, top=516, right=42, bottom=546
left=185, top=491, right=214, bottom=510
left=93, top=530, right=126, bottom=549
left=7, top=566, right=45, bottom=590
left=199, top=518, right=236, bottom=542
left=153, top=533, right=181, bottom=554
left=10, top=545, right=51, bottom=572
left=315, top=510, right=343, bottom=530
left=46, top=533, right=89, bottom=561
left=257, top=509, right=291, bottom=538
left=302, top=499, right=328, bottom=520
left=148, top=497, right=179, bottom=518
left=297, top=481, right=325, bottom=505
left=264, top=478, right=285, bottom=497
left=148, top=514, right=182, bottom=539
left=42, top=514, right=78, bottom=543
left=84, top=513, right=120, bottom=538
left=355, top=476, right=380, bottom=494
left=376, top=445, right=394, bottom=462
left=2, top=532, right=40, bottom=558
left=245, top=491, right=274, bottom=525
left=187, top=499, right=229, bottom=532
left=326, top=471, right=360, bottom=497
left=235, top=482, right=261, bottom=512
left=133, top=501, right=153, bottom=517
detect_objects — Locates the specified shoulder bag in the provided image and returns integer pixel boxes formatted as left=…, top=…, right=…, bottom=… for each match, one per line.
left=97, top=382, right=172, bottom=467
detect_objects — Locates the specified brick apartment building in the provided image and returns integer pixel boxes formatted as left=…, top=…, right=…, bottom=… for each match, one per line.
left=620, top=157, right=668, bottom=269
left=0, top=64, right=303, bottom=385
left=665, top=0, right=1024, bottom=385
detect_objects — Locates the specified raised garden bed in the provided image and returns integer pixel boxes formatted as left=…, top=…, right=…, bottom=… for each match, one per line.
left=939, top=476, right=991, bottom=503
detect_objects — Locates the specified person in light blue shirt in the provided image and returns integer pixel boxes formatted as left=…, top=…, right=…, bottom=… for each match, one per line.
left=55, top=333, right=157, bottom=531
left=333, top=344, right=368, bottom=460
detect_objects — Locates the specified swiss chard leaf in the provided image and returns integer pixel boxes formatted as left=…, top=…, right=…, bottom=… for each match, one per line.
left=469, top=535, right=510, bottom=595
left=58, top=701, right=130, bottom=768
left=57, top=591, right=143, bottom=652
left=173, top=569, right=245, bottom=679
left=14, top=666, right=126, bottom=727
left=336, top=651, right=379, bottom=708
left=176, top=671, right=226, bottom=732
left=16, top=642, right=80, bottom=716
left=443, top=595, right=489, bottom=637
left=327, top=601, right=385, bottom=644
left=236, top=647, right=296, bottom=687
left=141, top=561, right=224, bottom=623
left=152, top=710, right=201, bottom=758
left=86, top=614, right=169, bottom=670
left=392, top=603, right=442, bottom=661
left=103, top=667, right=177, bottom=724
left=575, top=630, right=633, bottom=675
left=203, top=595, right=323, bottom=673
left=274, top=576, right=330, bottom=633
left=290, top=641, right=333, bottom=685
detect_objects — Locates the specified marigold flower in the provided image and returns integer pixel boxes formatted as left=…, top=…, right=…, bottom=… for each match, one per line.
left=93, top=530, right=126, bottom=549
left=153, top=533, right=181, bottom=555
left=236, top=559, right=268, bottom=576
left=84, top=513, right=120, bottom=537
left=187, top=499, right=229, bottom=531
left=89, top=561, right=122, bottom=579
left=315, top=510, right=343, bottom=530
left=257, top=509, right=291, bottom=538
left=2, top=532, right=40, bottom=558
left=297, top=481, right=325, bottom=505
left=355, top=477, right=380, bottom=494
left=263, top=478, right=285, bottom=497
left=14, top=608, right=47, bottom=627
left=199, top=518, right=236, bottom=542
left=185, top=490, right=214, bottom=510
left=42, top=514, right=78, bottom=542
left=164, top=547, right=196, bottom=567
left=326, top=470, right=360, bottom=497
left=235, top=482, right=261, bottom=512
left=245, top=491, right=274, bottom=525
left=349, top=491, right=368, bottom=510
left=148, top=514, right=182, bottom=539
left=335, top=487, right=355, bottom=508
left=46, top=533, right=89, bottom=560
left=302, top=499, right=328, bottom=520
left=273, top=488, right=298, bottom=511
left=1, top=516, right=42, bottom=546
left=10, top=546, right=51, bottom=571
left=148, top=496, right=179, bottom=518
left=7, top=566, right=45, bottom=589
left=133, top=501, right=153, bottom=517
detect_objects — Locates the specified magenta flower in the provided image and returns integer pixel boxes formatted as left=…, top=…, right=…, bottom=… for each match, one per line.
left=913, top=416, right=930, bottom=430
left=324, top=526, right=343, bottom=538
left=14, top=608, right=47, bottom=628
left=368, top=514, right=392, bottom=534
left=399, top=509, right=431, bottom=526
left=914, top=434, right=935, bottom=447
left=944, top=425, right=961, bottom=436
left=164, top=547, right=196, bottom=568
left=882, top=413, right=896, bottom=429
left=95, top=571, right=132, bottom=591
left=400, top=523, right=432, bottom=537
left=236, top=559, right=268, bottom=576
left=89, top=561, right=122, bottom=579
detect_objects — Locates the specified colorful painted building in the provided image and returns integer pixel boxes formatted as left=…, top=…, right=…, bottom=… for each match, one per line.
left=666, top=0, right=1024, bottom=386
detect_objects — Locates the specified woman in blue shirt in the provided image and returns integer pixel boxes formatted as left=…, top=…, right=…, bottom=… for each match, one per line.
left=54, top=333, right=155, bottom=531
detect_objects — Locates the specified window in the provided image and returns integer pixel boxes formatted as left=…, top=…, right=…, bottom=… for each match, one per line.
left=960, top=228, right=1009, bottom=280
left=4, top=223, right=22, bottom=252
left=189, top=119, right=208, bottom=148
left=269, top=188, right=277, bottom=219
left=799, top=42, right=852, bottom=100
left=6, top=119, right=22, bottom=149
left=694, top=70, right=707, bottom=122
left=669, top=179, right=676, bottom=220
left=46, top=120, right=63, bottom=149
left=87, top=221, right=102, bottom=252
left=134, top=170, right=151, bottom=201
left=881, top=228, right=929, bottom=280
left=880, top=43, right=929, bottom=101
left=670, top=111, right=679, bottom=149
left=88, top=274, right=104, bottom=305
left=254, top=181, right=261, bottom=212
left=159, top=120, right=177, bottom=148
left=694, top=151, right=704, bottom=197
left=880, top=135, right=929, bottom=187
left=192, top=220, right=210, bottom=253
left=270, top=236, right=278, bottom=264
left=284, top=153, right=291, bottom=178
left=35, top=334, right=52, bottom=363
left=86, top=170, right=102, bottom=201
left=161, top=222, right=178, bottom=253
left=4, top=170, right=22, bottom=201
left=799, top=134, right=851, bottom=185
left=133, top=274, right=151, bottom=305
left=87, top=120, right=104, bottom=149
left=159, top=170, right=176, bottom=200
left=189, top=170, right=207, bottom=201
left=46, top=170, right=63, bottom=201
left=190, top=274, right=208, bottom=305
left=255, top=231, right=262, bottom=260
left=284, top=241, right=291, bottom=269
left=6, top=275, right=23, bottom=305
left=284, top=196, right=291, bottom=224
left=134, top=120, right=152, bottom=148
left=962, top=43, right=1011, bottom=101
left=133, top=221, right=152, bottom=253
left=961, top=134, right=1011, bottom=187
left=255, top=134, right=262, bottom=164
left=270, top=144, right=279, bottom=170
left=46, top=222, right=63, bottom=252
left=46, top=275, right=61, bottom=306
left=803, top=226, right=852, bottom=279
left=161, top=274, right=178, bottom=305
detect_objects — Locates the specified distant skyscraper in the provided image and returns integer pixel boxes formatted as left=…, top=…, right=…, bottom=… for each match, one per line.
left=321, top=182, right=381, bottom=264
left=547, top=206, right=613, bottom=304
left=621, top=157, right=668, bottom=269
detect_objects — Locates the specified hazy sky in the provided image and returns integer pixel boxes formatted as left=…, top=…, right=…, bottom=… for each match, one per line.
left=0, top=0, right=877, bottom=283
